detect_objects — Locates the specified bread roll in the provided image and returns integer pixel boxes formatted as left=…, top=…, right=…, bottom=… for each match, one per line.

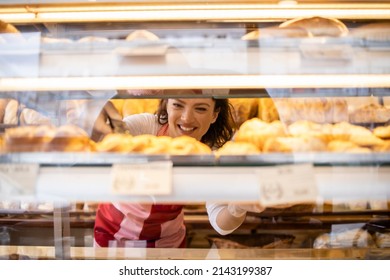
left=373, top=125, right=390, bottom=139
left=349, top=103, right=390, bottom=124
left=241, top=27, right=309, bottom=40
left=327, top=140, right=371, bottom=153
left=169, top=136, right=211, bottom=155
left=263, top=136, right=327, bottom=153
left=229, top=98, right=258, bottom=127
left=0, top=99, right=8, bottom=123
left=46, top=125, right=91, bottom=152
left=96, top=133, right=134, bottom=152
left=332, top=122, right=384, bottom=146
left=0, top=20, right=19, bottom=34
left=20, top=108, right=52, bottom=125
left=215, top=141, right=260, bottom=156
left=3, top=99, right=19, bottom=125
left=126, top=30, right=159, bottom=41
left=279, top=16, right=349, bottom=37
left=352, top=21, right=390, bottom=42
left=257, top=98, right=279, bottom=122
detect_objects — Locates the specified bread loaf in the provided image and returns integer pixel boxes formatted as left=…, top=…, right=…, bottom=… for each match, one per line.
left=279, top=16, right=349, bottom=37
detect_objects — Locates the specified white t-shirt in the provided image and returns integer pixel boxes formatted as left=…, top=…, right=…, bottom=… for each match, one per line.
left=123, top=113, right=162, bottom=136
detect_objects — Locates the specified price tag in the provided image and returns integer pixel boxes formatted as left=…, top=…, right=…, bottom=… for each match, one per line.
left=0, top=164, right=39, bottom=196
left=111, top=161, right=173, bottom=196
left=256, top=164, right=318, bottom=207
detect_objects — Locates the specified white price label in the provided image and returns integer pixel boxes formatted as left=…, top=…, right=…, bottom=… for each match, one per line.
left=0, top=164, right=39, bottom=196
left=257, top=164, right=318, bottom=207
left=111, top=161, right=173, bottom=196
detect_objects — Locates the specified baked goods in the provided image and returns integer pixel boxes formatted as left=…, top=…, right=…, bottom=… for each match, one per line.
left=20, top=108, right=52, bottom=126
left=257, top=98, right=279, bottom=122
left=313, top=228, right=376, bottom=248
left=263, top=136, right=327, bottom=153
left=241, top=27, right=309, bottom=40
left=373, top=125, right=390, bottom=139
left=46, top=124, right=92, bottom=152
left=0, top=20, right=19, bottom=34
left=327, top=140, right=371, bottom=153
left=126, top=30, right=160, bottom=41
left=351, top=21, right=390, bottom=42
left=77, top=36, right=109, bottom=43
left=215, top=141, right=260, bottom=156
left=169, top=135, right=212, bottom=155
left=288, top=120, right=334, bottom=143
left=331, top=122, right=384, bottom=146
left=235, top=118, right=287, bottom=150
left=349, top=103, right=390, bottom=124
left=279, top=16, right=349, bottom=37
left=3, top=99, right=19, bottom=125
left=275, top=98, right=348, bottom=124
left=229, top=98, right=258, bottom=127
left=4, top=125, right=93, bottom=152
left=122, top=99, right=159, bottom=117
left=96, top=133, right=134, bottom=152
left=0, top=99, right=7, bottom=122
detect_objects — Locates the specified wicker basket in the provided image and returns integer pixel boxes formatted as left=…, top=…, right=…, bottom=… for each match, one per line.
left=207, top=234, right=295, bottom=249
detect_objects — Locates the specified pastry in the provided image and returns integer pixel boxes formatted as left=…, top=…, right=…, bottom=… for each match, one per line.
left=126, top=30, right=160, bottom=41
left=352, top=21, right=390, bottom=42
left=373, top=125, right=390, bottom=139
left=263, top=136, right=327, bottom=153
left=332, top=122, right=384, bottom=146
left=279, top=16, right=349, bottom=37
left=20, top=108, right=52, bottom=125
left=327, top=140, right=371, bottom=153
left=288, top=120, right=334, bottom=143
left=241, top=26, right=309, bottom=40
left=46, top=124, right=91, bottom=152
left=257, top=98, right=279, bottom=122
left=77, top=36, right=109, bottom=43
left=235, top=118, right=287, bottom=150
left=169, top=136, right=212, bottom=155
left=229, top=98, right=258, bottom=127
left=215, top=141, right=260, bottom=156
left=349, top=103, right=390, bottom=124
left=3, top=99, right=19, bottom=125
left=0, top=99, right=8, bottom=122
left=96, top=133, right=134, bottom=152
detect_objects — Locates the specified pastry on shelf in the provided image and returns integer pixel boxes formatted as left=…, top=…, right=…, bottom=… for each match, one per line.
left=257, top=98, right=279, bottom=122
left=235, top=118, right=287, bottom=150
left=349, top=103, right=390, bottom=124
left=241, top=26, right=309, bottom=40
left=279, top=16, right=349, bottom=37
left=331, top=122, right=384, bottom=147
left=263, top=135, right=327, bottom=153
left=313, top=228, right=376, bottom=249
left=373, top=125, right=390, bottom=139
left=327, top=140, right=371, bottom=153
left=351, top=21, right=390, bottom=42
left=288, top=120, right=334, bottom=143
left=45, top=124, right=92, bottom=152
left=169, top=135, right=212, bottom=155
left=215, top=141, right=260, bottom=156
left=229, top=98, right=258, bottom=127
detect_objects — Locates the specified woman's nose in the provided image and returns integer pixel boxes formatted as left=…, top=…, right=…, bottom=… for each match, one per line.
left=181, top=109, right=194, bottom=122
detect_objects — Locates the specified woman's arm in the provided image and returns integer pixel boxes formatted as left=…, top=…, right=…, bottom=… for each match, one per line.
left=206, top=202, right=265, bottom=235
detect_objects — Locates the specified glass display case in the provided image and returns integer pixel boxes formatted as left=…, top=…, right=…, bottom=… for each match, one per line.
left=0, top=0, right=390, bottom=260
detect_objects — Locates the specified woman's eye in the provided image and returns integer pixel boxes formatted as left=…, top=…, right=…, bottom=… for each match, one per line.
left=196, top=107, right=207, bottom=112
left=172, top=103, right=183, bottom=108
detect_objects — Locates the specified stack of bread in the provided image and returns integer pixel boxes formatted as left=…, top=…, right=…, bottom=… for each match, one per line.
left=217, top=117, right=388, bottom=154
left=4, top=124, right=94, bottom=152
left=96, top=134, right=211, bottom=155
left=0, top=99, right=52, bottom=126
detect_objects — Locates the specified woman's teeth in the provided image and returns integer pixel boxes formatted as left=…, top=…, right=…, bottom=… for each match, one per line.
left=179, top=125, right=195, bottom=131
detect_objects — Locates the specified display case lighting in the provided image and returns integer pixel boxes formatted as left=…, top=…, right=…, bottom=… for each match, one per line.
left=1, top=75, right=389, bottom=92
left=0, top=3, right=390, bottom=23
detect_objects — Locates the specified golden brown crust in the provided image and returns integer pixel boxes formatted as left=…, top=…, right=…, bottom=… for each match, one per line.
left=279, top=16, right=349, bottom=37
left=229, top=98, right=258, bottom=127
left=263, top=136, right=327, bottom=153
left=327, top=140, right=371, bottom=153
left=215, top=141, right=260, bottom=156
left=373, top=125, right=390, bottom=139
left=0, top=99, right=8, bottom=123
left=257, top=98, right=279, bottom=122
left=349, top=103, right=390, bottom=124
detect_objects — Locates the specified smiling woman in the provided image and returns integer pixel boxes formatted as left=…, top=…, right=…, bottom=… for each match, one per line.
left=93, top=95, right=236, bottom=248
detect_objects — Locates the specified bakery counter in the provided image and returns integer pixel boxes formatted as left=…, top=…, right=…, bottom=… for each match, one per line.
left=1, top=245, right=389, bottom=260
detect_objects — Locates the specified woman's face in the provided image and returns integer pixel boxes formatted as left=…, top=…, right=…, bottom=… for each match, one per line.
left=166, top=98, right=219, bottom=141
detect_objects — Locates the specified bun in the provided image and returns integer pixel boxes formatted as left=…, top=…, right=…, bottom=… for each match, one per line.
left=235, top=119, right=287, bottom=150
left=241, top=27, right=309, bottom=40
left=349, top=103, right=390, bottom=124
left=0, top=20, right=19, bottom=34
left=20, top=108, right=52, bottom=125
left=216, top=141, right=260, bottom=156
left=229, top=98, right=258, bottom=127
left=46, top=125, right=91, bottom=152
left=77, top=36, right=109, bottom=43
left=169, top=136, right=211, bottom=155
left=331, top=122, right=384, bottom=146
left=279, top=16, right=349, bottom=37
left=0, top=99, right=8, bottom=123
left=263, top=136, right=327, bottom=153
left=257, top=98, right=279, bottom=122
left=126, top=30, right=159, bottom=41
left=352, top=21, right=390, bottom=42
left=96, top=133, right=134, bottom=152
left=3, top=99, right=19, bottom=125
left=373, top=125, right=390, bottom=139
left=327, top=140, right=371, bottom=153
